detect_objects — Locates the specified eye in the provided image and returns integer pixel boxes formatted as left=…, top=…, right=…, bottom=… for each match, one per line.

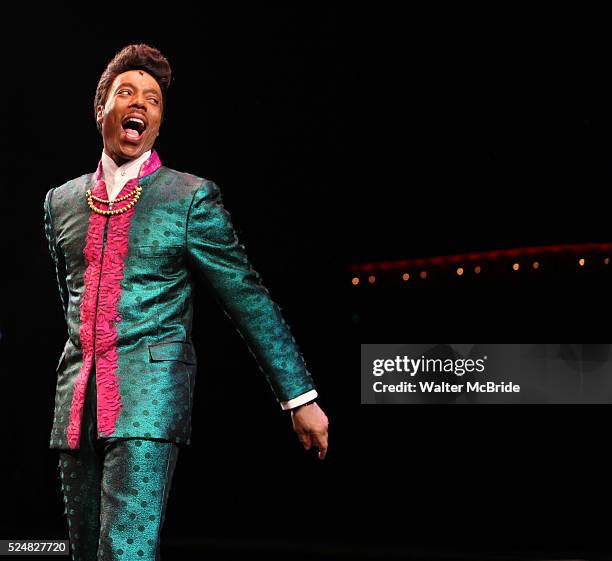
left=118, top=89, right=131, bottom=95
left=148, top=98, right=159, bottom=105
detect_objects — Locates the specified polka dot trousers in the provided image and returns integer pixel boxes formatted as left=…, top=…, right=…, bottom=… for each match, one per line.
left=57, top=360, right=180, bottom=560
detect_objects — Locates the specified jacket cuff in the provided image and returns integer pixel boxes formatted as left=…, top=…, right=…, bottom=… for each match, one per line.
left=280, top=389, right=318, bottom=411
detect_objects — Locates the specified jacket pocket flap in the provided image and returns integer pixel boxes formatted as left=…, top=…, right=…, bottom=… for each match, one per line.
left=138, top=245, right=183, bottom=257
left=56, top=350, right=67, bottom=372
left=149, top=341, right=196, bottom=364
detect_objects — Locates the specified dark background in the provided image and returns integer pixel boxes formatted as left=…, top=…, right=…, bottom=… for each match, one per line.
left=2, top=3, right=612, bottom=560
left=351, top=4, right=612, bottom=263
left=350, top=4, right=612, bottom=560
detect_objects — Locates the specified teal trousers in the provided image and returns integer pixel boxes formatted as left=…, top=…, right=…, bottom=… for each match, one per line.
left=57, top=360, right=180, bottom=561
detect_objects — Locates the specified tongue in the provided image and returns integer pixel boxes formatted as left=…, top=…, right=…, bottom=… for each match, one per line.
left=125, top=128, right=140, bottom=139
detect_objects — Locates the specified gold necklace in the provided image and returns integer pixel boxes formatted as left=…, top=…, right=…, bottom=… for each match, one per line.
left=86, top=185, right=142, bottom=216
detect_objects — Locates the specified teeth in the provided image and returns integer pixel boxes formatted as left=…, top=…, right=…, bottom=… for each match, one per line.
left=125, top=118, right=145, bottom=126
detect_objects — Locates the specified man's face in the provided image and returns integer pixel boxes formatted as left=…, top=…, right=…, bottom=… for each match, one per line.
left=96, top=69, right=162, bottom=165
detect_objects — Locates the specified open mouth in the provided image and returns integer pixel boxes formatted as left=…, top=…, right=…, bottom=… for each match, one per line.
left=121, top=116, right=147, bottom=142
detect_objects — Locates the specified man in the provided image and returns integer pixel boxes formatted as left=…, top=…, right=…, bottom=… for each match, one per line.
left=44, top=43, right=329, bottom=561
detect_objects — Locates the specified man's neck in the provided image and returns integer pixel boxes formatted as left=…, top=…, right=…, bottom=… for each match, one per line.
left=100, top=149, right=152, bottom=192
left=101, top=148, right=152, bottom=173
left=104, top=148, right=131, bottom=168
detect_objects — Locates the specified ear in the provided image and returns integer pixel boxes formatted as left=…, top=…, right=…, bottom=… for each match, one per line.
left=96, top=105, right=104, bottom=126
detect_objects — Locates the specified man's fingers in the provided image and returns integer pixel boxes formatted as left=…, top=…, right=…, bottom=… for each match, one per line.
left=298, top=432, right=312, bottom=450
left=291, top=403, right=330, bottom=458
left=312, top=431, right=329, bottom=460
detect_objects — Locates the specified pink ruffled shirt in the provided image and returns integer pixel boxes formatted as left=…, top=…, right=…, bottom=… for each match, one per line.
left=99, top=150, right=317, bottom=411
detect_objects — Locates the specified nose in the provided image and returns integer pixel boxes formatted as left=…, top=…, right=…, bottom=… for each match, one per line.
left=129, top=93, right=146, bottom=110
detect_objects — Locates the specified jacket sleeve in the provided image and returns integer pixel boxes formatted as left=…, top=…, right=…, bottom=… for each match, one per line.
left=44, top=188, right=69, bottom=325
left=186, top=179, right=318, bottom=407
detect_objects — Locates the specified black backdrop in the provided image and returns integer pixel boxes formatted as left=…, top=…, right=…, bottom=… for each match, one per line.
left=2, top=3, right=612, bottom=560
left=350, top=5, right=612, bottom=559
left=350, top=5, right=612, bottom=263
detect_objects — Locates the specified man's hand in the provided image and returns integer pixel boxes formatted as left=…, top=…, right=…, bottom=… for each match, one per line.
left=290, top=402, right=329, bottom=460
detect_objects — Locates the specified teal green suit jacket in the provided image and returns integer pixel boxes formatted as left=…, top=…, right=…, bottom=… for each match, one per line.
left=44, top=162, right=317, bottom=450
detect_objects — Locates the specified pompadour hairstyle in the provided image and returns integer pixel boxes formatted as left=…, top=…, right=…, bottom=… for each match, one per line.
left=94, top=43, right=172, bottom=133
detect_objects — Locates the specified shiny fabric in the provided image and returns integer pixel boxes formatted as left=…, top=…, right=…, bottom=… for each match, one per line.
left=68, top=152, right=162, bottom=449
left=58, top=359, right=179, bottom=561
left=44, top=160, right=317, bottom=450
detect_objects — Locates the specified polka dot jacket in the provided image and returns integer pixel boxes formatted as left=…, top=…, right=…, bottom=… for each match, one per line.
left=43, top=150, right=317, bottom=450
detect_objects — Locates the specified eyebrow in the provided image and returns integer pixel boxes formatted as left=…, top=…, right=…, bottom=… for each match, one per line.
left=115, top=82, right=160, bottom=96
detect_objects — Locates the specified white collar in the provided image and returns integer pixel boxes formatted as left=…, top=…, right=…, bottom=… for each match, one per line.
left=101, top=149, right=152, bottom=183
